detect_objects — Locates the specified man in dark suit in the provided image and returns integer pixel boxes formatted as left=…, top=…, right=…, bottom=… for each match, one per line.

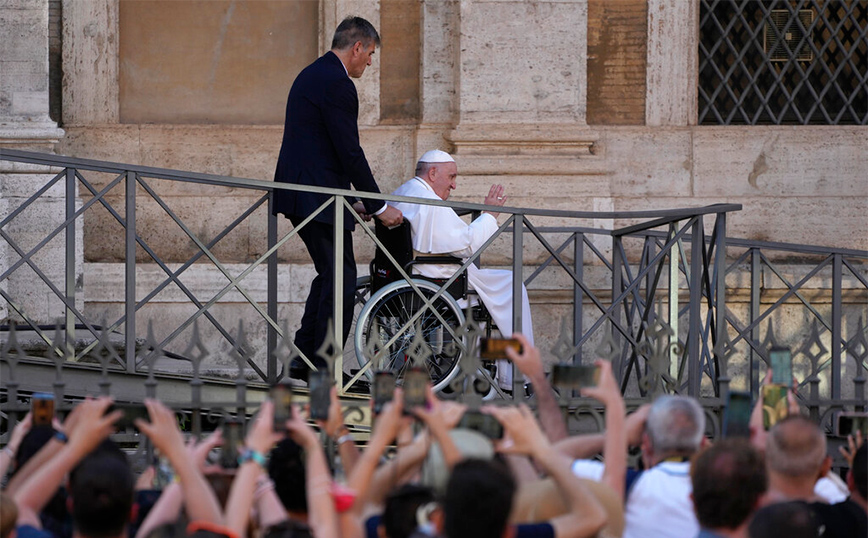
left=273, top=16, right=402, bottom=380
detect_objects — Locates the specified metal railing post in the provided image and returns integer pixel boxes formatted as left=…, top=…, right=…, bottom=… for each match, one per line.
left=512, top=214, right=524, bottom=393
left=831, top=253, right=843, bottom=400
left=714, top=212, right=727, bottom=386
left=573, top=233, right=584, bottom=363
left=267, top=195, right=278, bottom=384
left=688, top=218, right=703, bottom=396
left=668, top=223, right=679, bottom=383
left=125, top=171, right=136, bottom=372
left=750, top=248, right=761, bottom=396
left=334, top=197, right=344, bottom=389
left=612, top=237, right=623, bottom=377
left=65, top=168, right=76, bottom=357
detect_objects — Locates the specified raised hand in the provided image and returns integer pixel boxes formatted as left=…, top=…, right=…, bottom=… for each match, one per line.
left=483, top=184, right=506, bottom=218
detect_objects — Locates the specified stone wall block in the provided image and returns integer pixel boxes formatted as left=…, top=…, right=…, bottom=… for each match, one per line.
left=693, top=127, right=868, bottom=198
left=62, top=0, right=118, bottom=124
left=458, top=0, right=587, bottom=124
left=420, top=0, right=460, bottom=124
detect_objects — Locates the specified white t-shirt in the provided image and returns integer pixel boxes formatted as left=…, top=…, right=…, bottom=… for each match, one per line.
left=572, top=459, right=699, bottom=538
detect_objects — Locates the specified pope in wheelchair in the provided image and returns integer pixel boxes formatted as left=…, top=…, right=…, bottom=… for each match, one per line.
left=355, top=149, right=534, bottom=392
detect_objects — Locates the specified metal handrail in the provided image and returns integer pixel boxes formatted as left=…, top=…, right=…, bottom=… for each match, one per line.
left=2, top=149, right=865, bottom=456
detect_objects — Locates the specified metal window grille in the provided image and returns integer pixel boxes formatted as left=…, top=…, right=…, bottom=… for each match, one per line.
left=765, top=9, right=815, bottom=61
left=699, top=0, right=868, bottom=125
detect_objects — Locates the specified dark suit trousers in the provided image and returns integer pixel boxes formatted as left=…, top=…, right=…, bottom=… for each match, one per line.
left=291, top=217, right=356, bottom=368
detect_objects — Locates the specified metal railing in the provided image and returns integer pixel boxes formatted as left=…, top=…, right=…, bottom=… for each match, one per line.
left=1, top=149, right=865, bottom=453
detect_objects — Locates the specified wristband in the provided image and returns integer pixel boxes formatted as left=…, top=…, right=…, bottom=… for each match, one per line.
left=336, top=433, right=354, bottom=445
left=53, top=431, right=69, bottom=444
left=238, top=449, right=267, bottom=468
left=2, top=447, right=14, bottom=458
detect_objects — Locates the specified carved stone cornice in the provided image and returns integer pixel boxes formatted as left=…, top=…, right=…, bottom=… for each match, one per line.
left=446, top=123, right=606, bottom=176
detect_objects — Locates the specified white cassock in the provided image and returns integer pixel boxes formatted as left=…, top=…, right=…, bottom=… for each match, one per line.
left=392, top=177, right=534, bottom=388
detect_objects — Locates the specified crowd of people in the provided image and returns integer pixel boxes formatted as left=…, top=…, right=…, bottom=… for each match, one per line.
left=0, top=337, right=865, bottom=538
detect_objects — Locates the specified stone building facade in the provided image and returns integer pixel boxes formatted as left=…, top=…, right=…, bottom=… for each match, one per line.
left=1, top=0, right=866, bottom=379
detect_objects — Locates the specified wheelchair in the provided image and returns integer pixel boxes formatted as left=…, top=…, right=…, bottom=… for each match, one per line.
left=351, top=221, right=498, bottom=392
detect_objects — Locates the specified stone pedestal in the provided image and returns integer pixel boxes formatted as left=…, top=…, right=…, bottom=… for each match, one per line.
left=0, top=0, right=72, bottom=324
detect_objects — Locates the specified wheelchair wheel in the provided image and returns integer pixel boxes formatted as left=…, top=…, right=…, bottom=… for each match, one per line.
left=354, top=279, right=465, bottom=392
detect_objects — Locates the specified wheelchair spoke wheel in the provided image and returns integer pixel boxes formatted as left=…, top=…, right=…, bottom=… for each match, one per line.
left=355, top=279, right=465, bottom=392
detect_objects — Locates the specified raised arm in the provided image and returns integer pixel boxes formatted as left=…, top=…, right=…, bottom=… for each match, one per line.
left=223, top=401, right=283, bottom=538
left=136, top=399, right=223, bottom=527
left=365, top=429, right=431, bottom=509
left=134, top=429, right=223, bottom=538
left=15, top=398, right=120, bottom=527
left=5, top=404, right=87, bottom=496
left=0, top=413, right=31, bottom=480
left=412, top=385, right=466, bottom=471
left=284, top=405, right=339, bottom=538
left=486, top=405, right=607, bottom=538
left=347, top=390, right=408, bottom=510
left=318, top=386, right=361, bottom=477
left=505, top=335, right=568, bottom=443
left=579, top=360, right=627, bottom=498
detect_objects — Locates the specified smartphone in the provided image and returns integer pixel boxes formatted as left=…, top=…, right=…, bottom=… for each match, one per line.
left=551, top=364, right=600, bottom=390
left=479, top=338, right=522, bottom=360
left=372, top=371, right=396, bottom=415
left=836, top=412, right=868, bottom=437
left=308, top=370, right=332, bottom=422
left=722, top=391, right=752, bottom=438
left=221, top=418, right=243, bottom=469
left=761, top=384, right=789, bottom=429
left=270, top=382, right=293, bottom=432
left=769, top=347, right=793, bottom=386
left=110, top=404, right=149, bottom=430
left=458, top=410, right=504, bottom=440
left=403, top=367, right=429, bottom=414
left=31, top=393, right=55, bottom=426
left=154, top=457, right=174, bottom=489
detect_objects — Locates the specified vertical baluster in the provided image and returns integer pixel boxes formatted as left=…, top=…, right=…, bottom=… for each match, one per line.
left=2, top=322, right=23, bottom=424
left=573, top=233, right=584, bottom=364
left=183, top=320, right=208, bottom=439
left=51, top=320, right=67, bottom=405
left=232, top=320, right=249, bottom=425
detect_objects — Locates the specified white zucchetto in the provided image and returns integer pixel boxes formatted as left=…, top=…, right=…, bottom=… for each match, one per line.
left=417, top=149, right=455, bottom=164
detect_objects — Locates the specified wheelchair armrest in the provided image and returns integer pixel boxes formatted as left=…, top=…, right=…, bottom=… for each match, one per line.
left=406, top=256, right=464, bottom=269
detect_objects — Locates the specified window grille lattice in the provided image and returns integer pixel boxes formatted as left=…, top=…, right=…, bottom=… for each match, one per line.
left=699, top=0, right=868, bottom=125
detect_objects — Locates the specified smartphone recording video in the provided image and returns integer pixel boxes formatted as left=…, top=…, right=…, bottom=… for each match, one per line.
left=551, top=364, right=600, bottom=390
left=761, top=384, right=789, bottom=429
left=403, top=368, right=428, bottom=414
left=372, top=371, right=396, bottom=415
left=458, top=410, right=504, bottom=440
left=479, top=338, right=522, bottom=360
left=308, top=370, right=332, bottom=422
left=722, top=391, right=752, bottom=438
left=31, top=393, right=55, bottom=427
left=836, top=412, right=868, bottom=437
left=270, top=382, right=293, bottom=432
left=221, top=418, right=243, bottom=469
left=769, top=346, right=793, bottom=386
left=110, top=404, right=149, bottom=431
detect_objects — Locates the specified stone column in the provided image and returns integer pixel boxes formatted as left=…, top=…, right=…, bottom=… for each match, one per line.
left=457, top=0, right=588, bottom=125
left=320, top=0, right=382, bottom=126
left=645, top=0, right=699, bottom=126
left=0, top=0, right=72, bottom=323
left=444, top=0, right=600, bottom=209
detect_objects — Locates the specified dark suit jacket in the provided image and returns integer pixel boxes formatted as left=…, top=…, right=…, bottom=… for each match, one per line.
left=272, top=51, right=386, bottom=230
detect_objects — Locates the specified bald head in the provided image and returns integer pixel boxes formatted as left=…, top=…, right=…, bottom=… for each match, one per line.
left=766, top=415, right=827, bottom=477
